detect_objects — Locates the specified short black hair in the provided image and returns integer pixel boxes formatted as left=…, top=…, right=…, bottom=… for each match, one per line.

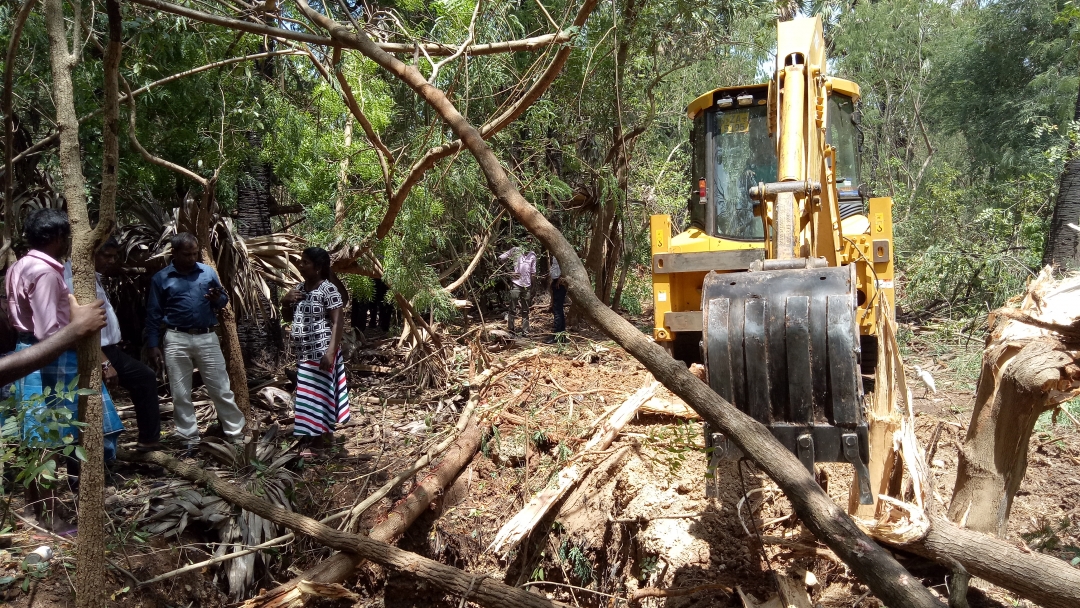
left=171, top=232, right=199, bottom=252
left=23, top=209, right=70, bottom=249
left=98, top=237, right=120, bottom=252
left=302, top=247, right=332, bottom=280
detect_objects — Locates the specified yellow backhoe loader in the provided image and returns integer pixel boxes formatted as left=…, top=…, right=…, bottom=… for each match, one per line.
left=650, top=17, right=895, bottom=503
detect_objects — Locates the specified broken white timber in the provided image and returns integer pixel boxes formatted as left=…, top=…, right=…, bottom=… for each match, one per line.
left=487, top=380, right=660, bottom=554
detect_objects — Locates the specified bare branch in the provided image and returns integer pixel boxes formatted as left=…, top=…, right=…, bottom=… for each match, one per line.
left=428, top=0, right=482, bottom=83
left=373, top=0, right=599, bottom=239
left=443, top=209, right=504, bottom=292
left=127, top=0, right=569, bottom=56
left=125, top=82, right=207, bottom=186
left=330, top=47, right=393, bottom=198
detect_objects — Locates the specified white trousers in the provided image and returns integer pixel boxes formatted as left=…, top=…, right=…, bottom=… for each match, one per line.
left=164, top=330, right=246, bottom=442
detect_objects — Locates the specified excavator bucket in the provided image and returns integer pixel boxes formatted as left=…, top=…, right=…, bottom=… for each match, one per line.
left=701, top=263, right=872, bottom=504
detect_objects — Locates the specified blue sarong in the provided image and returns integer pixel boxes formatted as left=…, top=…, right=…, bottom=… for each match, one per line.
left=12, top=345, right=124, bottom=461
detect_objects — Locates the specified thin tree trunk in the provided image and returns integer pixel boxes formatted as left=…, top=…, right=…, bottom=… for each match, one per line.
left=3, top=0, right=39, bottom=264
left=583, top=186, right=612, bottom=299
left=1042, top=72, right=1080, bottom=269
left=45, top=0, right=119, bottom=604
left=194, top=185, right=252, bottom=423
left=335, top=115, right=353, bottom=224
left=291, top=5, right=942, bottom=606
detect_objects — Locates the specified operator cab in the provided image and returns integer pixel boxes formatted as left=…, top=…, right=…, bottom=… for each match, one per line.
left=686, top=81, right=867, bottom=235
left=687, top=85, right=772, bottom=241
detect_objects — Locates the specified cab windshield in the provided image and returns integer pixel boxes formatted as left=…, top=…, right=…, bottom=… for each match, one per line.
left=712, top=105, right=773, bottom=239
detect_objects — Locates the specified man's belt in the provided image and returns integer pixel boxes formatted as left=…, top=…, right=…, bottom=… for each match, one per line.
left=166, top=325, right=217, bottom=335
left=16, top=332, right=37, bottom=344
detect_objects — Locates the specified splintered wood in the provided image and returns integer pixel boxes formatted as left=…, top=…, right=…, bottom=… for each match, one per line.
left=487, top=380, right=660, bottom=554
left=948, top=267, right=1080, bottom=536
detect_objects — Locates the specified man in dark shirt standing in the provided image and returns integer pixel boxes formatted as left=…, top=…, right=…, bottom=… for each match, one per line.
left=146, top=233, right=245, bottom=449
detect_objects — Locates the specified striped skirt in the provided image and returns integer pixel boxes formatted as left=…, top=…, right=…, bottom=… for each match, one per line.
left=294, top=352, right=350, bottom=436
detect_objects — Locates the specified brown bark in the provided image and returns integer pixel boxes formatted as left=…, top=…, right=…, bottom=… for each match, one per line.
left=878, top=515, right=1080, bottom=608
left=45, top=0, right=119, bottom=604
left=245, top=421, right=484, bottom=608
left=120, top=430, right=548, bottom=608
left=948, top=331, right=1078, bottom=535
left=286, top=5, right=941, bottom=607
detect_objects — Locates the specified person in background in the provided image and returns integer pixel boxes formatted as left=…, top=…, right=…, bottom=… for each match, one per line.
left=65, top=238, right=161, bottom=451
left=282, top=247, right=350, bottom=458
left=498, top=245, right=536, bottom=336
left=6, top=209, right=123, bottom=532
left=351, top=277, right=391, bottom=333
left=145, top=233, right=245, bottom=454
left=544, top=251, right=567, bottom=344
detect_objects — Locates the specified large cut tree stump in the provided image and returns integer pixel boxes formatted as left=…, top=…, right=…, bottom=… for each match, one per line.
left=947, top=268, right=1080, bottom=536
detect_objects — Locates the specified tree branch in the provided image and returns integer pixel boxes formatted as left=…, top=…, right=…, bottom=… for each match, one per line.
left=331, top=46, right=393, bottom=199
left=126, top=0, right=569, bottom=56
left=125, top=83, right=207, bottom=187
left=373, top=0, right=598, bottom=239
left=443, top=209, right=503, bottom=292
left=11, top=49, right=306, bottom=165
left=120, top=449, right=570, bottom=608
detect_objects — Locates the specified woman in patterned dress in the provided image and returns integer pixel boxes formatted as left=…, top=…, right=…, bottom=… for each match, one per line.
left=282, top=247, right=350, bottom=456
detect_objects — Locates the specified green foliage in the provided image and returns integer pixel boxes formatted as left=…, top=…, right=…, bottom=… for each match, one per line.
left=0, top=380, right=90, bottom=492
left=557, top=539, right=594, bottom=584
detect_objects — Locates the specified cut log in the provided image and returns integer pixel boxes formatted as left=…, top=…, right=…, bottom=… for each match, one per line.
left=120, top=448, right=566, bottom=608
left=873, top=513, right=1080, bottom=608
left=241, top=420, right=484, bottom=608
left=947, top=268, right=1080, bottom=536
left=487, top=380, right=659, bottom=554
left=239, top=350, right=540, bottom=607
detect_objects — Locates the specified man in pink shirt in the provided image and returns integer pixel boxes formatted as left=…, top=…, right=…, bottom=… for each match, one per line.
left=6, top=209, right=123, bottom=532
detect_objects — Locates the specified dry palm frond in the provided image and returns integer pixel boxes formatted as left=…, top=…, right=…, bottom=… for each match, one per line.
left=136, top=425, right=298, bottom=600
left=115, top=195, right=303, bottom=321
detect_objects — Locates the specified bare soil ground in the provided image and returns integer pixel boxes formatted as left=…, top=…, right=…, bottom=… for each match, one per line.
left=0, top=311, right=1076, bottom=607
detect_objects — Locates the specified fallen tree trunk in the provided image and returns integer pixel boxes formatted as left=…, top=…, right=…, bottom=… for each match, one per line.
left=874, top=514, right=1080, bottom=608
left=239, top=350, right=539, bottom=605
left=121, top=448, right=566, bottom=608
left=241, top=420, right=484, bottom=607
left=489, top=380, right=659, bottom=553
left=947, top=268, right=1080, bottom=536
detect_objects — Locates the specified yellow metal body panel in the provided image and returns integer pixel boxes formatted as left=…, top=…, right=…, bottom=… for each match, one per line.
left=651, top=215, right=764, bottom=341
left=829, top=77, right=861, bottom=101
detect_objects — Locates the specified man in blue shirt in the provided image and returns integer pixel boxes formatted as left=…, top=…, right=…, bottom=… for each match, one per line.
left=146, top=233, right=245, bottom=449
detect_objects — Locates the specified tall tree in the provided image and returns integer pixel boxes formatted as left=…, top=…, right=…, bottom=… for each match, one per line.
left=44, top=0, right=120, bottom=604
